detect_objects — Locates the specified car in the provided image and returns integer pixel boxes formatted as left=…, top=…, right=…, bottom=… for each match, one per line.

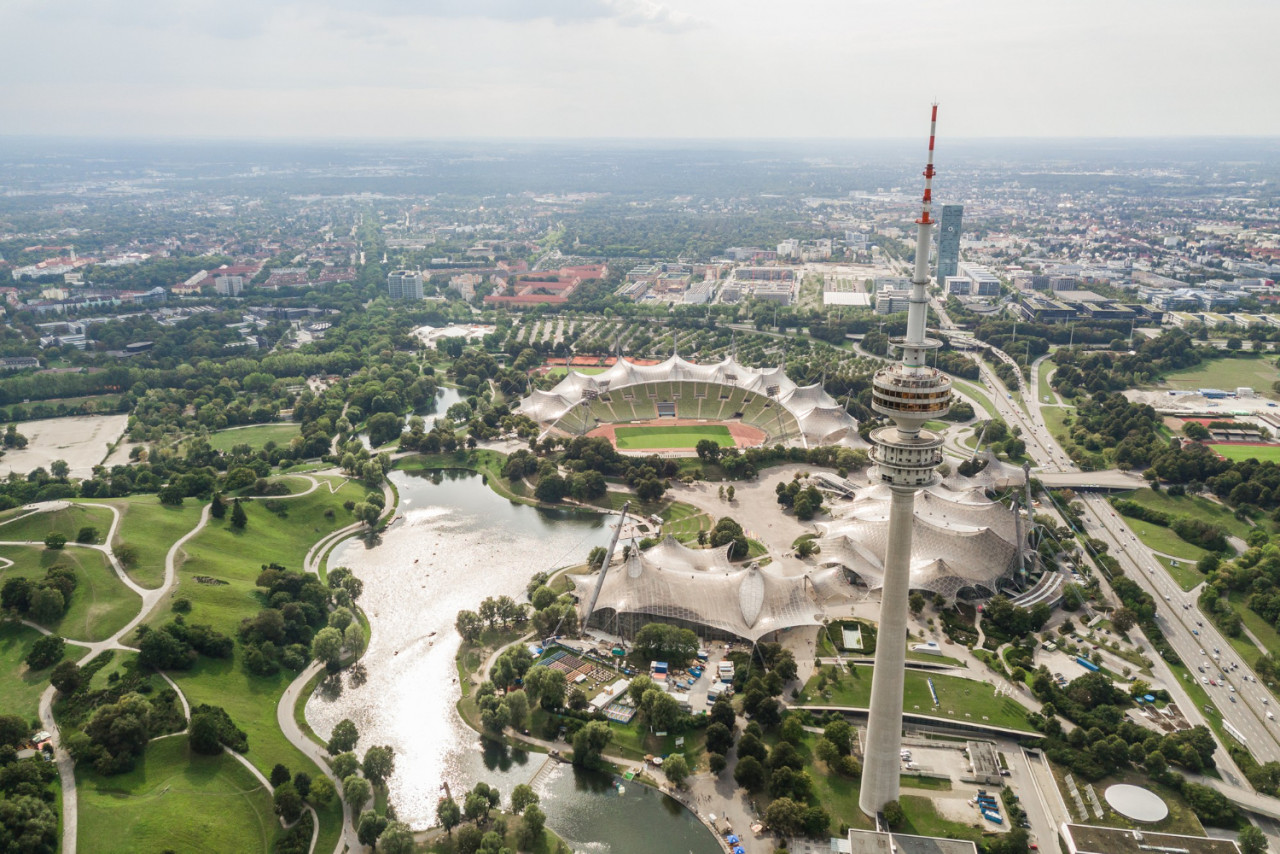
left=1196, top=620, right=1203, bottom=626
left=1200, top=649, right=1206, bottom=655
left=1202, top=676, right=1209, bottom=684
left=1193, top=630, right=1199, bottom=635
left=1231, top=696, right=1237, bottom=703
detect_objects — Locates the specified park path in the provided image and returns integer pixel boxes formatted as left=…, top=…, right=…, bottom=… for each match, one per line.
left=12, top=473, right=344, bottom=854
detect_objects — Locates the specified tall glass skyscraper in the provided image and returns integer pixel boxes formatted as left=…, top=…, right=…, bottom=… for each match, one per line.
left=937, top=204, right=963, bottom=280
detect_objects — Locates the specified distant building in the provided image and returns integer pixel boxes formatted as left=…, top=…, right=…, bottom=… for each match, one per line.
left=945, top=276, right=971, bottom=295
left=0, top=356, right=39, bottom=371
left=387, top=270, right=423, bottom=301
left=875, top=288, right=911, bottom=315
left=937, top=204, right=963, bottom=280
left=214, top=275, right=245, bottom=297
left=959, top=263, right=1001, bottom=296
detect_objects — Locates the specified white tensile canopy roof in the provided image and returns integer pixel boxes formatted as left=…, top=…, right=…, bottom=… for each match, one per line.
left=576, top=535, right=826, bottom=643
left=519, top=355, right=858, bottom=446
left=814, top=480, right=1020, bottom=600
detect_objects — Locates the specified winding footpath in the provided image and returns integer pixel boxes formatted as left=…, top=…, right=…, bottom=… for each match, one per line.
left=3, top=474, right=348, bottom=854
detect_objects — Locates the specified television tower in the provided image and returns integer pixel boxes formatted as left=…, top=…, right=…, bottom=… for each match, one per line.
left=859, top=104, right=953, bottom=819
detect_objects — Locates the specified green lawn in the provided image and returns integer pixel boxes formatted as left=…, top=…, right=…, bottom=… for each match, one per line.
left=1042, top=404, right=1075, bottom=446
left=1211, top=443, right=1280, bottom=463
left=0, top=621, right=51, bottom=721
left=1117, top=517, right=1211, bottom=564
left=91, top=496, right=205, bottom=589
left=1231, top=600, right=1280, bottom=662
left=799, top=667, right=1035, bottom=732
left=206, top=423, right=300, bottom=452
left=614, top=424, right=735, bottom=450
left=899, top=794, right=988, bottom=843
left=152, top=483, right=366, bottom=776
left=1119, top=488, right=1255, bottom=540
left=951, top=379, right=999, bottom=420
left=1037, top=359, right=1060, bottom=405
left=0, top=545, right=141, bottom=642
left=77, top=735, right=278, bottom=854
left=0, top=502, right=115, bottom=545
left=1156, top=355, right=1280, bottom=400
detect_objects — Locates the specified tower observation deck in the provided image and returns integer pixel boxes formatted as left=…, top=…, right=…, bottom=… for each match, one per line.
left=860, top=104, right=953, bottom=820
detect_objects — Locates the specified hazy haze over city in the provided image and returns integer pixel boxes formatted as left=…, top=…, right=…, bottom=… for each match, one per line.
left=2, top=0, right=1278, bottom=139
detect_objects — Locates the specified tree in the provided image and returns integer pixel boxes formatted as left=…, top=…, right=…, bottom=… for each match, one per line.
left=505, top=690, right=529, bottom=731
left=1240, top=825, right=1268, bottom=854
left=274, top=782, right=304, bottom=823
left=510, top=783, right=538, bottom=815
left=190, top=710, right=225, bottom=755
left=327, top=719, right=359, bottom=754
left=309, top=775, right=336, bottom=808
left=44, top=532, right=66, bottom=550
left=51, top=659, right=81, bottom=694
left=517, top=804, right=547, bottom=850
left=358, top=810, right=388, bottom=848
left=438, top=796, right=462, bottom=836
left=25, top=634, right=65, bottom=670
left=230, top=498, right=247, bottom=530
left=362, top=744, right=396, bottom=787
left=312, top=627, right=343, bottom=668
left=29, top=587, right=64, bottom=625
left=883, top=799, right=906, bottom=829
left=733, top=755, right=766, bottom=792
left=76, top=526, right=98, bottom=544
left=343, top=775, right=372, bottom=810
left=909, top=592, right=925, bottom=614
left=1112, top=607, right=1137, bottom=634
left=380, top=821, right=415, bottom=854
left=705, top=722, right=734, bottom=755
left=539, top=668, right=567, bottom=710
left=0, top=795, right=57, bottom=854
left=572, top=720, right=613, bottom=768
left=331, top=752, right=359, bottom=780
left=455, top=609, right=483, bottom=641
left=210, top=493, right=227, bottom=519
left=765, top=797, right=806, bottom=836
left=664, top=753, right=690, bottom=787
left=271, top=763, right=292, bottom=787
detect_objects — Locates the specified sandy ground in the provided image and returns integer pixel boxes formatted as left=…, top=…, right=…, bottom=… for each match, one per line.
left=586, top=417, right=767, bottom=451
left=0, top=414, right=129, bottom=479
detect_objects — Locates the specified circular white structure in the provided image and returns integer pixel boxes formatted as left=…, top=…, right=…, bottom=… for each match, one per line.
left=1104, top=784, right=1169, bottom=823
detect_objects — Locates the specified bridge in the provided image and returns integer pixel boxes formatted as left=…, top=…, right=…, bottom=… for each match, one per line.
left=1034, top=470, right=1146, bottom=491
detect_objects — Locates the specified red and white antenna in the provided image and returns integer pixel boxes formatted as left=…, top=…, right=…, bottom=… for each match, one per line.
left=917, top=103, right=938, bottom=226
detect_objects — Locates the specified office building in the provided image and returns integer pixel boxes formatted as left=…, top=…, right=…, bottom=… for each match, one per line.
left=937, top=204, right=963, bottom=280
left=387, top=270, right=424, bottom=301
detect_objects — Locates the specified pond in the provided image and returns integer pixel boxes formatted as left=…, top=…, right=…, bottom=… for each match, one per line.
left=305, top=467, right=720, bottom=853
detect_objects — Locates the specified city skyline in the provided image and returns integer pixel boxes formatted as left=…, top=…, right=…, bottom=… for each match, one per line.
left=2, top=0, right=1278, bottom=139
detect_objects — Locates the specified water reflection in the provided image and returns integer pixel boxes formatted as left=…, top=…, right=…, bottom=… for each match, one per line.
left=305, top=468, right=616, bottom=826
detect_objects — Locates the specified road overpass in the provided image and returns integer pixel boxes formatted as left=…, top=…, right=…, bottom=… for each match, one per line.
left=1035, top=470, right=1147, bottom=490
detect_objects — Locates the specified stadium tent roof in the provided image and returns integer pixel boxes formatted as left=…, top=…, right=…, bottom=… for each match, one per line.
left=520, top=355, right=858, bottom=446
left=814, top=479, right=1020, bottom=600
left=576, top=536, right=826, bottom=643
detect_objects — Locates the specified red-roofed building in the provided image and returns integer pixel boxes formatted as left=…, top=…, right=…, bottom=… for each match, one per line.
left=483, top=264, right=606, bottom=307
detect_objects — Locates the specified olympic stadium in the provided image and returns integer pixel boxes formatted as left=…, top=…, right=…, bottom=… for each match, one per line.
left=518, top=355, right=859, bottom=450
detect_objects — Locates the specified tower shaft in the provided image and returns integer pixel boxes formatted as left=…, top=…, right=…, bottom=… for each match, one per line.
left=860, top=104, right=952, bottom=819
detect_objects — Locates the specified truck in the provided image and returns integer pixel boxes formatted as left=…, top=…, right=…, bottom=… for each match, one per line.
left=1075, top=656, right=1100, bottom=672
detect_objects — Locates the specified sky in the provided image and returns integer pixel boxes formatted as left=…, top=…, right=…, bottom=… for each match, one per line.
left=2, top=0, right=1278, bottom=140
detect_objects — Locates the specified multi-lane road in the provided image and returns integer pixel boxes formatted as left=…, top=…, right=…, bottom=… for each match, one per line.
left=958, top=330, right=1280, bottom=776
left=1079, top=495, right=1280, bottom=766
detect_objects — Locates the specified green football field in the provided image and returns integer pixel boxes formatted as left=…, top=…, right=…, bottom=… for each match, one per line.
left=1211, top=443, right=1280, bottom=463
left=614, top=424, right=736, bottom=450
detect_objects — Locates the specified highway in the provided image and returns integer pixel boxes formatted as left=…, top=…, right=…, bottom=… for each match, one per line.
left=958, top=329, right=1280, bottom=776
left=1077, top=494, right=1280, bottom=765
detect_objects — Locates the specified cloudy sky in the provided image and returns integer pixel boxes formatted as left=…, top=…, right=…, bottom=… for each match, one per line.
left=2, top=0, right=1276, bottom=139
